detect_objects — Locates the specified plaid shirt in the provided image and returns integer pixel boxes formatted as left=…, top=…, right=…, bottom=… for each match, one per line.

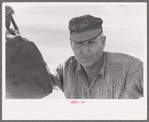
left=50, top=52, right=143, bottom=99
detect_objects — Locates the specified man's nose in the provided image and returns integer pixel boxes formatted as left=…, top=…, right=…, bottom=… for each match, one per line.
left=81, top=43, right=88, bottom=54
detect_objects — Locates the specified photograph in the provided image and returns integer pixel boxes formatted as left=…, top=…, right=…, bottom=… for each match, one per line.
left=2, top=2, right=147, bottom=120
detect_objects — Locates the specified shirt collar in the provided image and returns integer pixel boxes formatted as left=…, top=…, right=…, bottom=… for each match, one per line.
left=76, top=63, right=82, bottom=72
left=76, top=52, right=106, bottom=78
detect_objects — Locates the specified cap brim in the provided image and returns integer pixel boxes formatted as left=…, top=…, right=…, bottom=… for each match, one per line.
left=70, top=29, right=102, bottom=43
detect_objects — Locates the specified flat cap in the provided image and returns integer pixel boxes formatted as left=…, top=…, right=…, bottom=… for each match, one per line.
left=69, top=15, right=103, bottom=42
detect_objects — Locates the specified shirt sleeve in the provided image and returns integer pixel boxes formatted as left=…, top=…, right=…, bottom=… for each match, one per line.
left=47, top=56, right=75, bottom=93
left=124, top=58, right=143, bottom=98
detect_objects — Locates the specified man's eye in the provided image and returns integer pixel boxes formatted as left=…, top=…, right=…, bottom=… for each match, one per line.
left=76, top=42, right=83, bottom=45
left=73, top=42, right=83, bottom=48
left=89, top=41, right=95, bottom=43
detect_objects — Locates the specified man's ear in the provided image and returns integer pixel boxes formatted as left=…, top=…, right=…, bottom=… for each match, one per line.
left=101, top=36, right=106, bottom=49
left=70, top=41, right=73, bottom=50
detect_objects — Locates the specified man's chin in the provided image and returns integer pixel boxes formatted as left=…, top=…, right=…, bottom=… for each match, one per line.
left=81, top=62, right=94, bottom=68
left=77, top=58, right=94, bottom=67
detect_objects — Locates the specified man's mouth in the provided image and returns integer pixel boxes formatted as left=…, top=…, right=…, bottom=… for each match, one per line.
left=81, top=56, right=92, bottom=59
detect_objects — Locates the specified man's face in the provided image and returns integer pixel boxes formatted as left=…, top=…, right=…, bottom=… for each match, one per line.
left=71, top=34, right=106, bottom=68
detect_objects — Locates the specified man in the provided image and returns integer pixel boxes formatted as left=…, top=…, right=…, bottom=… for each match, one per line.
left=50, top=15, right=143, bottom=99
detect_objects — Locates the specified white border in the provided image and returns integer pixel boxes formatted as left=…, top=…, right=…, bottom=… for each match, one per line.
left=2, top=2, right=147, bottom=120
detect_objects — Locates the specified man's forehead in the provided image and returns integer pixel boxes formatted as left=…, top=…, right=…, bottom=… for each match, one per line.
left=72, top=33, right=102, bottom=44
left=73, top=38, right=96, bottom=44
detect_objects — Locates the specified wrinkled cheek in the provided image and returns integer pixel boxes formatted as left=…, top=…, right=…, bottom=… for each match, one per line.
left=73, top=50, right=81, bottom=62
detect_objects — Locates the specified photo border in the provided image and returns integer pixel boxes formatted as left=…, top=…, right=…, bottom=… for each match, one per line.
left=1, top=0, right=148, bottom=121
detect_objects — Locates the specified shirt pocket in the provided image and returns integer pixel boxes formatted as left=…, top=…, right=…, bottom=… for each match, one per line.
left=98, top=76, right=112, bottom=99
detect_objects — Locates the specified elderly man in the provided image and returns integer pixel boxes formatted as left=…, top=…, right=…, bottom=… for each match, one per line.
left=49, top=14, right=143, bottom=99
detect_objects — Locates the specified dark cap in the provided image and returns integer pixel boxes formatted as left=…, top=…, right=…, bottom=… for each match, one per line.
left=69, top=15, right=103, bottom=42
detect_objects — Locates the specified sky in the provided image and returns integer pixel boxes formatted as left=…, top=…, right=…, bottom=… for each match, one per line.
left=3, top=2, right=146, bottom=61
left=4, top=2, right=146, bottom=27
